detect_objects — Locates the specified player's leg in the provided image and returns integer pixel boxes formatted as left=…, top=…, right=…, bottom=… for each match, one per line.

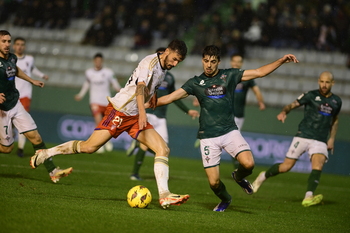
left=17, top=97, right=31, bottom=157
left=302, top=140, right=328, bottom=207
left=231, top=117, right=244, bottom=169
left=24, top=129, right=73, bottom=182
left=223, top=130, right=254, bottom=194
left=91, top=104, right=108, bottom=153
left=253, top=137, right=307, bottom=193
left=30, top=129, right=112, bottom=169
left=131, top=114, right=167, bottom=180
left=200, top=137, right=231, bottom=211
left=137, top=128, right=189, bottom=209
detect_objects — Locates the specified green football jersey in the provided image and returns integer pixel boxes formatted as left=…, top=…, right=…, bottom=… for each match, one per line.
left=233, top=79, right=256, bottom=118
left=0, top=53, right=19, bottom=111
left=295, top=89, right=342, bottom=143
left=182, top=68, right=244, bottom=139
left=147, top=72, right=188, bottom=118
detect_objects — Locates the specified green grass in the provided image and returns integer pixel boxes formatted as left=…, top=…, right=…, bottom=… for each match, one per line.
left=1, top=144, right=350, bottom=233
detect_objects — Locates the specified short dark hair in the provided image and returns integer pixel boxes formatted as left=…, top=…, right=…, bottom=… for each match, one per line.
left=230, top=53, right=244, bottom=60
left=94, top=53, right=103, bottom=59
left=167, top=39, right=187, bottom=59
left=14, top=37, right=26, bottom=43
left=0, top=30, right=11, bottom=37
left=202, top=45, right=221, bottom=61
left=156, top=47, right=166, bottom=53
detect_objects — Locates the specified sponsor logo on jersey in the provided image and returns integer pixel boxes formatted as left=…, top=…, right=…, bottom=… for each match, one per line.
left=318, top=103, right=332, bottom=116
left=6, top=66, right=16, bottom=81
left=204, top=84, right=226, bottom=99
left=199, top=80, right=205, bottom=86
left=315, top=96, right=321, bottom=101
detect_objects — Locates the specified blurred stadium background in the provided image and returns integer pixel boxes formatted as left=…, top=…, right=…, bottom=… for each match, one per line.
left=0, top=0, right=349, bottom=174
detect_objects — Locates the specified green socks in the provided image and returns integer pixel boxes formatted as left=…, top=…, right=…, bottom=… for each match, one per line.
left=265, top=163, right=281, bottom=179
left=33, top=142, right=56, bottom=173
left=234, top=164, right=253, bottom=181
left=132, top=148, right=146, bottom=175
left=307, top=169, right=322, bottom=192
left=211, top=180, right=231, bottom=202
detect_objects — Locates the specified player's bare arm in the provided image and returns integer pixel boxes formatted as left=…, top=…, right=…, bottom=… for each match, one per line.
left=277, top=100, right=300, bottom=123
left=0, top=93, right=6, bottom=104
left=327, top=115, right=339, bottom=154
left=16, top=66, right=44, bottom=87
left=251, top=86, right=265, bottom=110
left=242, top=54, right=299, bottom=81
left=157, top=88, right=189, bottom=107
left=136, top=82, right=148, bottom=129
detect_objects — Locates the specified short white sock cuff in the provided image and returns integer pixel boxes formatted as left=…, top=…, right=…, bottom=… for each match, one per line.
left=154, top=156, right=168, bottom=166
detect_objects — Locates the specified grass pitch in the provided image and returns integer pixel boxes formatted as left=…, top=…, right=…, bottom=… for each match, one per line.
left=1, top=144, right=349, bottom=233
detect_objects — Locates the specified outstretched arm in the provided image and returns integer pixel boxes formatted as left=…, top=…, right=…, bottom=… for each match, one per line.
left=327, top=115, right=339, bottom=154
left=277, top=100, right=300, bottom=123
left=242, top=54, right=299, bottom=81
left=16, top=66, right=44, bottom=87
left=251, top=85, right=265, bottom=110
left=157, top=88, right=189, bottom=107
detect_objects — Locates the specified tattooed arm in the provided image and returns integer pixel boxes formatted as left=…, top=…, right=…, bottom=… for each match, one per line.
left=277, top=100, right=301, bottom=123
left=136, top=82, right=148, bottom=129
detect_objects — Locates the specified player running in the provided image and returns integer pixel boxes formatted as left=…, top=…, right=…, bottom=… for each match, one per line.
left=126, top=47, right=199, bottom=181
left=30, top=39, right=190, bottom=209
left=153, top=45, right=298, bottom=212
left=13, top=37, right=49, bottom=157
left=252, top=71, right=341, bottom=207
left=0, top=30, right=72, bottom=183
left=75, top=53, right=121, bottom=153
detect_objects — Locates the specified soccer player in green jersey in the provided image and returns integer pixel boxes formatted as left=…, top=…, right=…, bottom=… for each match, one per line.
left=252, top=71, right=341, bottom=207
left=0, top=30, right=72, bottom=183
left=154, top=45, right=298, bottom=211
left=126, top=47, right=199, bottom=181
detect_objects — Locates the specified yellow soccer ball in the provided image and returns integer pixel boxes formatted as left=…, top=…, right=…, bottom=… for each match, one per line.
left=127, top=185, right=152, bottom=208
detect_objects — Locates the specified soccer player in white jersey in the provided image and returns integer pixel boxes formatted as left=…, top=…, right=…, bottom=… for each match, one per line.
left=75, top=53, right=121, bottom=153
left=13, top=37, right=49, bottom=157
left=30, top=39, right=191, bottom=209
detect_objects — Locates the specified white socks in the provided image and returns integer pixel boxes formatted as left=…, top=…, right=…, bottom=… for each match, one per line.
left=18, top=133, right=26, bottom=149
left=154, top=156, right=170, bottom=198
left=304, top=191, right=313, bottom=199
left=46, top=140, right=81, bottom=157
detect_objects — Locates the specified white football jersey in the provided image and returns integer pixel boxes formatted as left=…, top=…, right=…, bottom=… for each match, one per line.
left=15, top=55, right=44, bottom=99
left=77, top=67, right=120, bottom=106
left=109, top=53, right=165, bottom=116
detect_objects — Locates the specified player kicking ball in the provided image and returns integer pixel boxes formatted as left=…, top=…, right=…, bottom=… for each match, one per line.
left=30, top=39, right=190, bottom=209
left=0, top=30, right=72, bottom=183
left=252, top=71, right=341, bottom=207
left=153, top=45, right=298, bottom=212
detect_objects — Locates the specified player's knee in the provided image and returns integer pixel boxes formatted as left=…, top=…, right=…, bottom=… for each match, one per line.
left=154, top=144, right=170, bottom=157
left=0, top=145, right=13, bottom=153
left=209, top=179, right=220, bottom=189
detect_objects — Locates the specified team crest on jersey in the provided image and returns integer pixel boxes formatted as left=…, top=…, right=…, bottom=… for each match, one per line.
left=205, top=85, right=226, bottom=99
left=315, top=96, right=321, bottom=101
left=219, top=74, right=227, bottom=82
left=11, top=58, right=15, bottom=63
left=199, top=80, right=205, bottom=86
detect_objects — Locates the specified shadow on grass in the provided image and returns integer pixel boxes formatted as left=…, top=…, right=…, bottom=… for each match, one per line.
left=201, top=202, right=254, bottom=214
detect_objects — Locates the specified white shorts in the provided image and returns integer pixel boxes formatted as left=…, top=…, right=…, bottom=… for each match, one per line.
left=147, top=113, right=168, bottom=143
left=200, top=130, right=251, bottom=168
left=286, top=137, right=329, bottom=161
left=0, top=101, right=37, bottom=146
left=234, top=117, right=245, bottom=131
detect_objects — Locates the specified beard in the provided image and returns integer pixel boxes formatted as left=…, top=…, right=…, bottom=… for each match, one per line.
left=163, top=55, right=174, bottom=70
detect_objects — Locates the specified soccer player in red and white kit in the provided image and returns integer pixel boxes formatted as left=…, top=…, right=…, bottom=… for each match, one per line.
left=30, top=39, right=192, bottom=209
left=75, top=53, right=121, bottom=153
left=13, top=37, right=49, bottom=157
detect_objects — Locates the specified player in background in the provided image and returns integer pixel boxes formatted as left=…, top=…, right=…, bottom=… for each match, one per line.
left=0, top=30, right=72, bottom=183
left=252, top=71, right=341, bottom=207
left=153, top=45, right=298, bottom=212
left=193, top=54, right=265, bottom=151
left=13, top=37, right=49, bottom=158
left=75, top=53, right=121, bottom=153
left=31, top=39, right=193, bottom=209
left=126, top=47, right=199, bottom=181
